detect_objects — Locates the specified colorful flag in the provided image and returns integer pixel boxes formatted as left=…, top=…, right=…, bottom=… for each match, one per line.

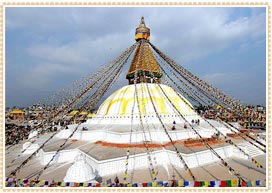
left=163, top=181, right=169, bottom=187
left=247, top=181, right=252, bottom=187
left=137, top=183, right=143, bottom=187
left=231, top=179, right=238, bottom=187
left=241, top=181, right=247, bottom=187
left=201, top=181, right=209, bottom=187
left=209, top=181, right=215, bottom=187
left=157, top=181, right=163, bottom=187
left=194, top=181, right=200, bottom=187
left=226, top=180, right=231, bottom=187
left=220, top=181, right=227, bottom=187
left=188, top=181, right=194, bottom=187
left=215, top=181, right=220, bottom=187
left=178, top=180, right=184, bottom=187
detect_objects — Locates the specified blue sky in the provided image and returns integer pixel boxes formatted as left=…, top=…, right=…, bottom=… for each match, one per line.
left=5, top=7, right=266, bottom=107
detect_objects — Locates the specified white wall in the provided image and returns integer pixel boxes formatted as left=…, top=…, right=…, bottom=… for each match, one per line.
left=38, top=145, right=238, bottom=177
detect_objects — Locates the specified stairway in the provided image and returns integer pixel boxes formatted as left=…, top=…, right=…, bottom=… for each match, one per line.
left=238, top=141, right=265, bottom=157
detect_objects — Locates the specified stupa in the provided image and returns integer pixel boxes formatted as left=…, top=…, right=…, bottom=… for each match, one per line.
left=5, top=17, right=266, bottom=187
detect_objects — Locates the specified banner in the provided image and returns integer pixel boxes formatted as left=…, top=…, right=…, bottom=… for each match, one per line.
left=5, top=177, right=263, bottom=187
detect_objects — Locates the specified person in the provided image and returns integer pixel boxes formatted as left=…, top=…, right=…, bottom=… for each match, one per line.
left=114, top=176, right=119, bottom=187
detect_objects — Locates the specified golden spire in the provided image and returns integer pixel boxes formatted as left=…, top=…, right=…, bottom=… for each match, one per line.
left=126, top=17, right=162, bottom=84
left=135, top=16, right=150, bottom=41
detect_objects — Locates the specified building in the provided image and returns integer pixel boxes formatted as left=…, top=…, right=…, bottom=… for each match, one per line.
left=5, top=17, right=266, bottom=187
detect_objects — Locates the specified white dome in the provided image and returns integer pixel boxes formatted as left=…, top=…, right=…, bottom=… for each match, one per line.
left=97, top=83, right=196, bottom=116
left=63, top=154, right=96, bottom=182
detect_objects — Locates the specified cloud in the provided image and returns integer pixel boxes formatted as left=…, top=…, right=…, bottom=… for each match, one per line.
left=5, top=7, right=266, bottom=107
left=149, top=8, right=265, bottom=63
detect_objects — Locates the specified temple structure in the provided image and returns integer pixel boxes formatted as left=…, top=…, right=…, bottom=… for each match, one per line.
left=5, top=17, right=266, bottom=187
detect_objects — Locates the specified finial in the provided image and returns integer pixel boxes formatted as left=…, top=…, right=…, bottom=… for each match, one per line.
left=141, top=16, right=145, bottom=25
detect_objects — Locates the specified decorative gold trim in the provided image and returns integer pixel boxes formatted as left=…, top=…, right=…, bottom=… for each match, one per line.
left=0, top=1, right=271, bottom=193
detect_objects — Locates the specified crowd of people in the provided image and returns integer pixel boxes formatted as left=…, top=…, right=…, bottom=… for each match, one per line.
left=196, top=105, right=266, bottom=129
left=5, top=124, right=31, bottom=146
left=5, top=103, right=266, bottom=146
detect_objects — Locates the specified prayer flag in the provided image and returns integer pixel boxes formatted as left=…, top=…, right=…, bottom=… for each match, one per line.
left=204, top=181, right=210, bottom=187
left=220, top=181, right=227, bottom=187
left=231, top=179, right=238, bottom=187
left=184, top=181, right=189, bottom=187
left=137, top=183, right=143, bottom=187
left=152, top=182, right=157, bottom=187
left=143, top=182, right=147, bottom=187
left=247, top=181, right=252, bottom=187
left=178, top=180, right=184, bottom=187
left=147, top=182, right=152, bottom=187
left=188, top=181, right=194, bottom=187
left=163, top=181, right=169, bottom=187
left=226, top=180, right=231, bottom=187
left=256, top=180, right=261, bottom=186
left=157, top=181, right=163, bottom=187
left=215, top=181, right=220, bottom=187
left=194, top=181, right=200, bottom=187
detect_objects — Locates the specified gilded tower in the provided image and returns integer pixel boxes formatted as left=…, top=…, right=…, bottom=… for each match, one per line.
left=126, top=17, right=163, bottom=84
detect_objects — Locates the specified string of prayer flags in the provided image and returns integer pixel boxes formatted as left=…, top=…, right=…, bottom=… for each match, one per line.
left=5, top=177, right=263, bottom=187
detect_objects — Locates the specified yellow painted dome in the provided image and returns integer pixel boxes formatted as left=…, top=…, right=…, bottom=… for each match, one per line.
left=97, top=83, right=196, bottom=117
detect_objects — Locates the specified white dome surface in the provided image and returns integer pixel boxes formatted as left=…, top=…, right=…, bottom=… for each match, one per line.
left=63, top=154, right=96, bottom=182
left=97, top=83, right=196, bottom=116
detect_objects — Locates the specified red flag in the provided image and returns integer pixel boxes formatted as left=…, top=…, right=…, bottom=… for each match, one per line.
left=220, top=181, right=227, bottom=187
left=241, top=181, right=247, bottom=187
left=143, top=183, right=147, bottom=187
left=194, top=181, right=201, bottom=187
